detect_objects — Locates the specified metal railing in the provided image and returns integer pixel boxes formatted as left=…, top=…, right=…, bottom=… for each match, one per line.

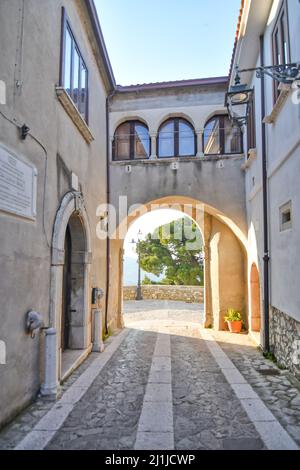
left=203, top=127, right=243, bottom=155
left=112, top=127, right=243, bottom=160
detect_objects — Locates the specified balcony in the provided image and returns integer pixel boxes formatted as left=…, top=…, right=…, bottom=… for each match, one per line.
left=112, top=116, right=243, bottom=162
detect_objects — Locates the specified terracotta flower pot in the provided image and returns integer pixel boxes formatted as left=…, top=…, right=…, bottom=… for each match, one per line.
left=226, top=320, right=242, bottom=333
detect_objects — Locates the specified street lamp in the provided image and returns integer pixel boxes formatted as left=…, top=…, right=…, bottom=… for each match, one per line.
left=131, top=229, right=143, bottom=301
left=225, top=67, right=254, bottom=126
left=226, top=62, right=300, bottom=126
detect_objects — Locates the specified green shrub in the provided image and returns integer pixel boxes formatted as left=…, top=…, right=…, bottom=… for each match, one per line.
left=224, top=308, right=242, bottom=322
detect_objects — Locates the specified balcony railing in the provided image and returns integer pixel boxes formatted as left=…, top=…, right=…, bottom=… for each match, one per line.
left=203, top=126, right=243, bottom=155
left=112, top=127, right=243, bottom=161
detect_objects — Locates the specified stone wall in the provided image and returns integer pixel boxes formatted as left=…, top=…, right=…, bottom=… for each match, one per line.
left=270, top=307, right=300, bottom=380
left=123, top=285, right=204, bottom=303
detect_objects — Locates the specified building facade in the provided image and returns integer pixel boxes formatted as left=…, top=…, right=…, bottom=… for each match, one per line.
left=229, top=0, right=300, bottom=376
left=0, top=0, right=114, bottom=427
left=106, top=80, right=249, bottom=335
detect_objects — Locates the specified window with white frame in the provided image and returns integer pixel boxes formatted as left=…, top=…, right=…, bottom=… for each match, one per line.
left=60, top=8, right=88, bottom=123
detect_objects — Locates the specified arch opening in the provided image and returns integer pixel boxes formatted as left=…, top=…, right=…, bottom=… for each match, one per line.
left=250, top=263, right=261, bottom=333
left=112, top=120, right=150, bottom=161
left=157, top=117, right=196, bottom=158
left=121, top=208, right=205, bottom=327
left=107, top=196, right=248, bottom=333
left=203, top=114, right=243, bottom=155
left=61, top=212, right=87, bottom=352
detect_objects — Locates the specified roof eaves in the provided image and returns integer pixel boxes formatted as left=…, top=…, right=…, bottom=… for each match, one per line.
left=228, top=0, right=246, bottom=80
left=85, top=0, right=116, bottom=91
left=115, top=76, right=228, bottom=93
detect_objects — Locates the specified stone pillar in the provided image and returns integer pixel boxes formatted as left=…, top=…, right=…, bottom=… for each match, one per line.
left=40, top=328, right=59, bottom=399
left=92, top=309, right=104, bottom=352
left=209, top=218, right=246, bottom=331
left=149, top=133, right=157, bottom=159
left=203, top=213, right=213, bottom=328
left=196, top=129, right=204, bottom=158
left=118, top=248, right=125, bottom=329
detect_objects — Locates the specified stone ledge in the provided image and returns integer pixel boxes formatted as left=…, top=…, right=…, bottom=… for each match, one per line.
left=124, top=285, right=204, bottom=303
left=241, top=148, right=257, bottom=171
left=263, top=84, right=291, bottom=125
left=110, top=154, right=245, bottom=166
left=61, top=345, right=93, bottom=383
left=55, top=87, right=94, bottom=144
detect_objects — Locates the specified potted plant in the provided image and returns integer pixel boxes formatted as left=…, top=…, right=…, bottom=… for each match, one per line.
left=224, top=308, right=242, bottom=333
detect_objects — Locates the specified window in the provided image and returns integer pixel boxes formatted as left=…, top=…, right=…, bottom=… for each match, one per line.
left=112, top=121, right=150, bottom=161
left=272, top=0, right=290, bottom=103
left=158, top=118, right=196, bottom=158
left=247, top=90, right=256, bottom=153
left=60, top=8, right=88, bottom=122
left=203, top=115, right=243, bottom=155
left=280, top=201, right=292, bottom=231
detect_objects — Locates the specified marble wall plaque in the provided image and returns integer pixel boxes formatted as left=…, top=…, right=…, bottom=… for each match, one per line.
left=0, top=146, right=37, bottom=219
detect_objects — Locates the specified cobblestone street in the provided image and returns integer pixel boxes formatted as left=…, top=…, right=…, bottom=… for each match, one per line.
left=0, top=301, right=299, bottom=450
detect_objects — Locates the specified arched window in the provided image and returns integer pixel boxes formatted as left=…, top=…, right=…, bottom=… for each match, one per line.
left=203, top=115, right=243, bottom=155
left=112, top=121, right=150, bottom=160
left=157, top=118, right=196, bottom=158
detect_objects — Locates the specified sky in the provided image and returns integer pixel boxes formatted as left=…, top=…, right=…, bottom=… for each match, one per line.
left=94, top=0, right=241, bottom=86
left=94, top=1, right=240, bottom=264
left=124, top=209, right=184, bottom=259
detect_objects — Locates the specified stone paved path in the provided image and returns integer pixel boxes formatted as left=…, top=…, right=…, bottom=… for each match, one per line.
left=0, top=300, right=299, bottom=450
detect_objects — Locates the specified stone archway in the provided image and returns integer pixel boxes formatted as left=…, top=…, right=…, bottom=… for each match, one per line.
left=250, top=263, right=261, bottom=332
left=42, top=192, right=92, bottom=398
left=107, top=196, right=248, bottom=333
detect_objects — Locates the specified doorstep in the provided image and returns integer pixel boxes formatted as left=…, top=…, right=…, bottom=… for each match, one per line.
left=61, top=345, right=93, bottom=382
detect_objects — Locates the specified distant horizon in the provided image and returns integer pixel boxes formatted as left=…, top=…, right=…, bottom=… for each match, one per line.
left=123, top=256, right=163, bottom=286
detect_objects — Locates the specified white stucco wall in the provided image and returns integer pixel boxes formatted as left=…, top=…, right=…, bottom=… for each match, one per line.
left=241, top=0, right=300, bottom=327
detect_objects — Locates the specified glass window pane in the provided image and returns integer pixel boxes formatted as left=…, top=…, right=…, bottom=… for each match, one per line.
left=275, top=30, right=281, bottom=64
left=281, top=14, right=288, bottom=64
left=204, top=118, right=220, bottom=154
left=179, top=121, right=194, bottom=156
left=80, top=64, right=87, bottom=120
left=64, top=28, right=72, bottom=94
left=158, top=121, right=174, bottom=157
left=224, top=117, right=242, bottom=154
left=73, top=48, right=80, bottom=106
left=114, top=123, right=130, bottom=160
left=134, top=124, right=149, bottom=159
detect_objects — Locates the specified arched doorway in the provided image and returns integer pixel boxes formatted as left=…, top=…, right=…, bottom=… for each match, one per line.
left=250, top=263, right=261, bottom=332
left=42, top=192, right=92, bottom=398
left=62, top=225, right=72, bottom=351
left=61, top=212, right=87, bottom=353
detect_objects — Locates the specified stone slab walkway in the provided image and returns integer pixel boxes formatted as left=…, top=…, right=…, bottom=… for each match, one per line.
left=135, top=332, right=174, bottom=450
left=0, top=300, right=299, bottom=450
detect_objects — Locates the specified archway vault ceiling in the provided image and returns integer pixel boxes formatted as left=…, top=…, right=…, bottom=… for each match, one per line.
left=112, top=195, right=248, bottom=250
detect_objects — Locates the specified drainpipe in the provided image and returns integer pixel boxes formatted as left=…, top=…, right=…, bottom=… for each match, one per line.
left=105, top=90, right=115, bottom=335
left=260, top=34, right=270, bottom=353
